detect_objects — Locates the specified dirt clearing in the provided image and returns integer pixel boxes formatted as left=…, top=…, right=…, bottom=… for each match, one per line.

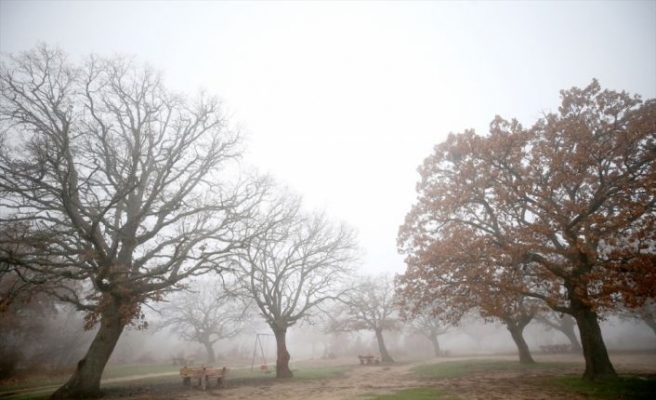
left=101, top=351, right=656, bottom=400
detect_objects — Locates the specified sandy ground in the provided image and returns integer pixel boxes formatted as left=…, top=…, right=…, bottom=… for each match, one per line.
left=116, top=352, right=656, bottom=400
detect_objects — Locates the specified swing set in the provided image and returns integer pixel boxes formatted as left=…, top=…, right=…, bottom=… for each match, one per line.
left=250, top=333, right=273, bottom=373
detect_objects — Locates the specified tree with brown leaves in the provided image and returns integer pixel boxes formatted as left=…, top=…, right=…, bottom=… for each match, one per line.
left=0, top=45, right=268, bottom=398
left=397, top=80, right=656, bottom=381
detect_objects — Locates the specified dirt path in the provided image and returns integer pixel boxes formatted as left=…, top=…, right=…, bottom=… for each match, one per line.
left=157, top=352, right=656, bottom=400
left=223, top=362, right=423, bottom=400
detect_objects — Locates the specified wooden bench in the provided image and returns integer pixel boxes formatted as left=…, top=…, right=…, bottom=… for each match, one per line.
left=179, top=366, right=228, bottom=390
left=358, top=355, right=380, bottom=365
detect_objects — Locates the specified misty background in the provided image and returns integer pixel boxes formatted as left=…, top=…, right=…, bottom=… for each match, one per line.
left=1, top=0, right=655, bottom=376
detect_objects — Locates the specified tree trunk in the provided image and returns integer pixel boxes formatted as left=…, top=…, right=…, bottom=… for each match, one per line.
left=272, top=326, right=293, bottom=378
left=202, top=340, right=216, bottom=365
left=428, top=331, right=441, bottom=357
left=374, top=328, right=394, bottom=363
left=50, top=298, right=125, bottom=399
left=572, top=304, right=618, bottom=381
left=640, top=316, right=656, bottom=339
left=560, top=315, right=582, bottom=352
left=507, top=324, right=535, bottom=364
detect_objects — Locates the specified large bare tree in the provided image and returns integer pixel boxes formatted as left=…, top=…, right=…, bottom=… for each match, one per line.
left=232, top=196, right=359, bottom=378
left=0, top=45, right=267, bottom=398
left=397, top=80, right=656, bottom=381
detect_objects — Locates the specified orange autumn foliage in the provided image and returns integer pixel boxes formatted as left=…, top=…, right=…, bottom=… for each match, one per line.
left=397, top=80, right=656, bottom=380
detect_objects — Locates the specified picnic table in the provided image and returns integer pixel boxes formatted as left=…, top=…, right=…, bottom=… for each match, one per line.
left=358, top=355, right=380, bottom=365
left=179, top=366, right=228, bottom=390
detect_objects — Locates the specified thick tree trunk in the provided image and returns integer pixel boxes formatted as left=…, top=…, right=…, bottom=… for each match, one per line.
left=507, top=324, right=535, bottom=364
left=573, top=304, right=617, bottom=381
left=374, top=328, right=394, bottom=363
left=50, top=298, right=125, bottom=399
left=429, top=331, right=441, bottom=357
left=272, top=326, right=293, bottom=378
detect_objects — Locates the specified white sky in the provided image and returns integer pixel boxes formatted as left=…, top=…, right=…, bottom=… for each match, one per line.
left=1, top=0, right=655, bottom=275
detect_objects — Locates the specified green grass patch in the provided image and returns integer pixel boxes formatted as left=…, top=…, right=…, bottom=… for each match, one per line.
left=551, top=375, right=656, bottom=400
left=412, top=359, right=580, bottom=379
left=362, top=387, right=460, bottom=400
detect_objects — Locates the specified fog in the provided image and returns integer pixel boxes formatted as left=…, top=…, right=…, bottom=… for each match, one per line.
left=8, top=310, right=652, bottom=373
left=1, top=0, right=654, bottom=389
left=107, top=313, right=656, bottom=366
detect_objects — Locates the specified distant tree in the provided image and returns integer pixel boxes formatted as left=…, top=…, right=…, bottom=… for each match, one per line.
left=159, top=279, right=252, bottom=364
left=535, top=313, right=582, bottom=352
left=231, top=196, right=359, bottom=378
left=487, top=297, right=538, bottom=364
left=1, top=266, right=93, bottom=377
left=0, top=269, right=53, bottom=378
left=329, top=274, right=399, bottom=363
left=405, top=311, right=449, bottom=357
left=397, top=80, right=656, bottom=381
left=0, top=45, right=268, bottom=398
left=396, top=255, right=540, bottom=364
left=635, top=302, right=656, bottom=339
left=617, top=300, right=656, bottom=340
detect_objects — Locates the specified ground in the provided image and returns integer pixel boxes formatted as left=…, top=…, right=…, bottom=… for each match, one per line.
left=102, top=352, right=656, bottom=400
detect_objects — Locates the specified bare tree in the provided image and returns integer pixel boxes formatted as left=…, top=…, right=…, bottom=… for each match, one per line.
left=635, top=302, right=656, bottom=339
left=616, top=300, right=656, bottom=341
left=231, top=196, right=359, bottom=378
left=0, top=45, right=268, bottom=398
left=405, top=312, right=449, bottom=358
left=159, top=279, right=253, bottom=364
left=329, top=274, right=399, bottom=363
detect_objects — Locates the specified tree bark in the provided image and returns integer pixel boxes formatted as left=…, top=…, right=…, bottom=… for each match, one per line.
left=374, top=328, right=394, bottom=363
left=272, top=326, right=293, bottom=378
left=50, top=297, right=125, bottom=399
left=507, top=324, right=535, bottom=364
left=572, top=302, right=618, bottom=381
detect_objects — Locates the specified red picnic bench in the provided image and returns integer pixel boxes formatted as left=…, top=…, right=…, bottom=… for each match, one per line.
left=179, top=366, right=228, bottom=390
